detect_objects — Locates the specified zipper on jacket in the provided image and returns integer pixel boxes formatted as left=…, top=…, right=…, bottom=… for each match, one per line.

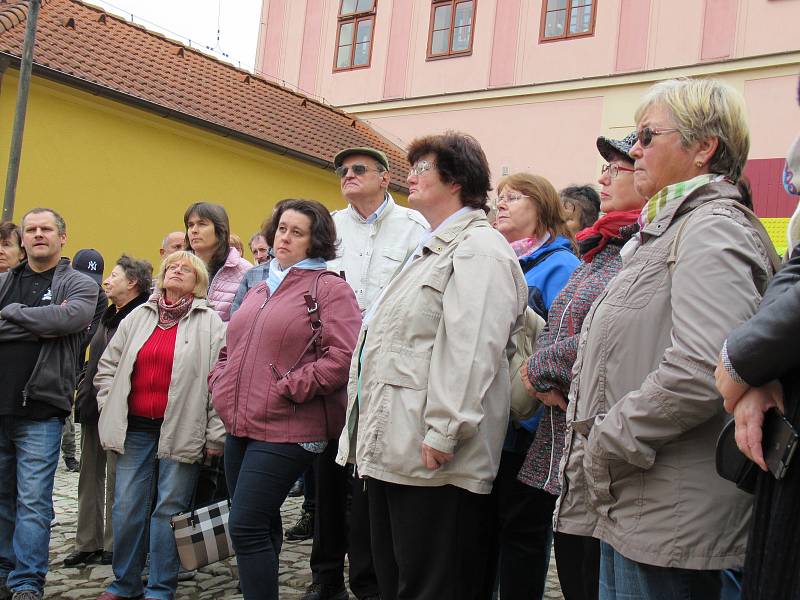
left=232, top=287, right=270, bottom=433
left=22, top=390, right=27, bottom=407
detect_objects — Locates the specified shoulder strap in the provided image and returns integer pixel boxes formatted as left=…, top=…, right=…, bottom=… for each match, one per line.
left=302, top=271, right=345, bottom=359
left=668, top=200, right=782, bottom=274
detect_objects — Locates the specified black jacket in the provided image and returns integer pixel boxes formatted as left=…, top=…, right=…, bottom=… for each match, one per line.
left=726, top=245, right=800, bottom=600
left=74, top=292, right=148, bottom=423
left=0, top=258, right=99, bottom=413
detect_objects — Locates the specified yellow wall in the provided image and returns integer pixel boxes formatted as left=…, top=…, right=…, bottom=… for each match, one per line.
left=0, top=69, right=406, bottom=272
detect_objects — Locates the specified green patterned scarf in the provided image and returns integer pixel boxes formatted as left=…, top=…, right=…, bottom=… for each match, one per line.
left=637, top=173, right=719, bottom=230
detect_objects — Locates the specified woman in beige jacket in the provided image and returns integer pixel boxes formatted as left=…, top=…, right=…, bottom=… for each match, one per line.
left=336, top=132, right=528, bottom=600
left=555, top=78, right=776, bottom=599
left=95, top=251, right=226, bottom=600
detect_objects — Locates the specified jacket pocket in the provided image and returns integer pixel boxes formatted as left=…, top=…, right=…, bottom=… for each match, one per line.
left=375, top=246, right=406, bottom=288
left=377, top=353, right=430, bottom=390
left=603, top=247, right=669, bottom=310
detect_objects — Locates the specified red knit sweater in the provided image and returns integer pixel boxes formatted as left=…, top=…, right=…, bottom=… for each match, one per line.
left=128, top=325, right=177, bottom=419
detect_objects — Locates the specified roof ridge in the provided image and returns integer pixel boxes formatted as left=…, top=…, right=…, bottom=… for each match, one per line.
left=69, top=0, right=356, bottom=124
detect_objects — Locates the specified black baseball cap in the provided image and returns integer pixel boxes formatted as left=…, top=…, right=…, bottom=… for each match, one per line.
left=73, top=249, right=104, bottom=285
left=596, top=131, right=637, bottom=164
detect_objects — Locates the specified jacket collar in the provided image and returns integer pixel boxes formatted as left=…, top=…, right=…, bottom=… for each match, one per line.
left=518, top=236, right=573, bottom=267
left=102, top=291, right=149, bottom=328
left=223, top=247, right=243, bottom=268
left=347, top=192, right=396, bottom=225
left=641, top=179, right=740, bottom=239
left=423, top=209, right=488, bottom=255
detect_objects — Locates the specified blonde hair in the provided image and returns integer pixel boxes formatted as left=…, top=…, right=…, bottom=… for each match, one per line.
left=634, top=77, right=750, bottom=180
left=156, top=250, right=209, bottom=298
left=497, top=173, right=577, bottom=251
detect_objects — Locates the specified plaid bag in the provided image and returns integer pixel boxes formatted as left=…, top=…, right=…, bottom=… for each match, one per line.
left=170, top=498, right=234, bottom=570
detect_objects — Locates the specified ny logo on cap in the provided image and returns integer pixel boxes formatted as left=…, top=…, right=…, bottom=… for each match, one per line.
left=88, top=261, right=98, bottom=271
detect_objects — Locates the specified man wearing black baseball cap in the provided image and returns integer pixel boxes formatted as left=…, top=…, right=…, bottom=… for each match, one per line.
left=60, top=250, right=108, bottom=473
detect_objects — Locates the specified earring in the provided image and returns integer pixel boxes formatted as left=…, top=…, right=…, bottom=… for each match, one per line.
left=695, top=160, right=703, bottom=167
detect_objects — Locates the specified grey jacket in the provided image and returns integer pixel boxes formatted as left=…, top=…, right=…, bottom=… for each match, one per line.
left=336, top=209, right=528, bottom=494
left=554, top=183, right=774, bottom=570
left=0, top=258, right=99, bottom=413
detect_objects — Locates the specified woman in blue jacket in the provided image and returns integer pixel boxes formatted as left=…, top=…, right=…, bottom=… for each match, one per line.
left=483, top=172, right=579, bottom=599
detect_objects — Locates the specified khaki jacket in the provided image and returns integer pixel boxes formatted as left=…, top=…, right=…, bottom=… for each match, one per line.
left=554, top=183, right=774, bottom=570
left=96, top=298, right=227, bottom=463
left=336, top=209, right=528, bottom=494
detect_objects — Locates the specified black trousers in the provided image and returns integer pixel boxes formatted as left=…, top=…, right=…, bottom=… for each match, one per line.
left=481, top=450, right=556, bottom=600
left=367, top=478, right=490, bottom=600
left=554, top=531, right=600, bottom=600
left=310, top=443, right=378, bottom=598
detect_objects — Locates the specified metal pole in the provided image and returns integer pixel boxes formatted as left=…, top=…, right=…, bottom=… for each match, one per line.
left=2, top=0, right=41, bottom=223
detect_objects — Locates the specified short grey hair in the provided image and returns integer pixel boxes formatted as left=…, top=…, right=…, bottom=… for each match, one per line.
left=22, top=208, right=66, bottom=235
left=634, top=77, right=750, bottom=181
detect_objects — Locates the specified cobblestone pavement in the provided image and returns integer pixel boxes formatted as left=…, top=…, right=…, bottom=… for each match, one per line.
left=46, top=436, right=564, bottom=599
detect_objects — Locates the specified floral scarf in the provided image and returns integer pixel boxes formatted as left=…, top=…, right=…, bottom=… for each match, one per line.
left=510, top=233, right=550, bottom=258
left=153, top=292, right=194, bottom=330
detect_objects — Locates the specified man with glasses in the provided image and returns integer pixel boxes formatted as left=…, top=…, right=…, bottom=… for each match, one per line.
left=299, top=147, right=427, bottom=600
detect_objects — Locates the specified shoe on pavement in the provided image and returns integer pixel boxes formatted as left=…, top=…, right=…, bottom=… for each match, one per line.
left=285, top=511, right=314, bottom=541
left=64, top=549, right=103, bottom=567
left=300, top=582, right=348, bottom=600
left=287, top=478, right=304, bottom=497
left=100, top=551, right=113, bottom=565
left=11, top=591, right=42, bottom=600
left=64, top=456, right=80, bottom=472
left=94, top=592, right=143, bottom=600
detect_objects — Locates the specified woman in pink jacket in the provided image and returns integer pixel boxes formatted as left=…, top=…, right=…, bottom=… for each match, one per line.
left=183, top=201, right=251, bottom=322
left=208, top=199, right=361, bottom=600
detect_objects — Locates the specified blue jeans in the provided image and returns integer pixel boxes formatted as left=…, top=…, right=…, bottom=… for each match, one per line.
left=0, top=416, right=62, bottom=595
left=107, top=431, right=198, bottom=600
left=225, top=436, right=315, bottom=600
left=599, top=541, right=722, bottom=600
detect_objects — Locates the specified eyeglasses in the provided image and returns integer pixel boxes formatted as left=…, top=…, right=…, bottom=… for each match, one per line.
left=636, top=127, right=680, bottom=148
left=166, top=263, right=193, bottom=275
left=496, top=193, right=529, bottom=205
left=409, top=160, right=435, bottom=177
left=334, top=164, right=382, bottom=178
left=601, top=163, right=635, bottom=179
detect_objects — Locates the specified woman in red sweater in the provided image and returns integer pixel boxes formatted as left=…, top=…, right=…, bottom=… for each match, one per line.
left=95, top=251, right=226, bottom=600
left=209, top=199, right=361, bottom=600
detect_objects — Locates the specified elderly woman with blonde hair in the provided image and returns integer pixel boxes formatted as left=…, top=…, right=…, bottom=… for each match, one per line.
left=554, top=77, right=777, bottom=599
left=95, top=250, right=226, bottom=600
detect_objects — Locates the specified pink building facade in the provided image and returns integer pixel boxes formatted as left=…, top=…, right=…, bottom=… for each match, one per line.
left=256, top=0, right=800, bottom=249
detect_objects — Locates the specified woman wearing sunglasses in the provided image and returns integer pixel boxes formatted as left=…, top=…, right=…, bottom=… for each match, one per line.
left=553, top=78, right=776, bottom=599
left=516, top=132, right=644, bottom=600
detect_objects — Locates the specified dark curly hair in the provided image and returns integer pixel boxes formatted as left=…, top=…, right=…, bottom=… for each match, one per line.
left=560, top=185, right=601, bottom=230
left=263, top=199, right=338, bottom=261
left=116, top=254, right=153, bottom=295
left=407, top=131, right=492, bottom=212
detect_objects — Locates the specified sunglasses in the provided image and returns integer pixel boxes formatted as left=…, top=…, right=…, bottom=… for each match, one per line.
left=636, top=127, right=680, bottom=148
left=409, top=159, right=435, bottom=177
left=335, top=164, right=382, bottom=178
left=601, top=163, right=635, bottom=179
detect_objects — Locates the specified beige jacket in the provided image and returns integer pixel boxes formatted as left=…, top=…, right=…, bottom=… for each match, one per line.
left=96, top=298, right=227, bottom=463
left=336, top=209, right=528, bottom=494
left=554, top=183, right=774, bottom=570
left=328, top=194, right=428, bottom=312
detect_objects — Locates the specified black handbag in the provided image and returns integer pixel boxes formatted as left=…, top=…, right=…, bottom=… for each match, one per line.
left=715, top=418, right=758, bottom=494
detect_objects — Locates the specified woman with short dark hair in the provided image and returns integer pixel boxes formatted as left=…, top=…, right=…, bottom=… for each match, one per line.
left=560, top=185, right=601, bottom=234
left=336, top=132, right=528, bottom=600
left=0, top=222, right=25, bottom=273
left=184, top=202, right=251, bottom=321
left=209, top=199, right=361, bottom=600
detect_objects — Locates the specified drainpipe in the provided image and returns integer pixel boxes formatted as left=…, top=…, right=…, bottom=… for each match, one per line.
left=3, top=0, right=41, bottom=222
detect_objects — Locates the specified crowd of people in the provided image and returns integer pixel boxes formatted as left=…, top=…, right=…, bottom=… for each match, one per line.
left=0, top=74, right=799, bottom=600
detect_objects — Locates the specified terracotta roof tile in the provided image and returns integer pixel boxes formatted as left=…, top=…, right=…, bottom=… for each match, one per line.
left=0, top=0, right=410, bottom=191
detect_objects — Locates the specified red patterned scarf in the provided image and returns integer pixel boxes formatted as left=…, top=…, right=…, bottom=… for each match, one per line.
left=576, top=210, right=641, bottom=262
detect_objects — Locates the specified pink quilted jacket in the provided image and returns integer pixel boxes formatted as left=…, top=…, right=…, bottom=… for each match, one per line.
left=208, top=248, right=251, bottom=322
